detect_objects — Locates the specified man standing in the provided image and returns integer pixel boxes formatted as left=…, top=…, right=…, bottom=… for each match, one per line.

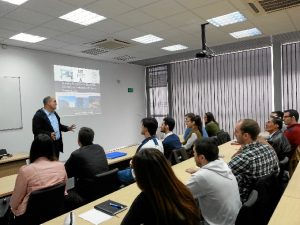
left=228, top=119, right=279, bottom=203
left=283, top=109, right=300, bottom=175
left=186, top=140, right=241, bottom=225
left=265, top=117, right=291, bottom=161
left=32, top=96, right=75, bottom=158
left=160, top=117, right=181, bottom=160
left=65, top=127, right=108, bottom=209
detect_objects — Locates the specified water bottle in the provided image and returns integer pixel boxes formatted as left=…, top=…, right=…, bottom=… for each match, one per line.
left=64, top=211, right=76, bottom=225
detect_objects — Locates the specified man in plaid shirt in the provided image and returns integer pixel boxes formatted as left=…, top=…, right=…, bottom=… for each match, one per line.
left=228, top=119, right=279, bottom=203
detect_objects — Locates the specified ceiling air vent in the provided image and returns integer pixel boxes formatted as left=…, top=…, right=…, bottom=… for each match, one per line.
left=246, top=0, right=300, bottom=13
left=113, top=55, right=136, bottom=61
left=81, top=48, right=109, bottom=55
left=89, top=38, right=132, bottom=50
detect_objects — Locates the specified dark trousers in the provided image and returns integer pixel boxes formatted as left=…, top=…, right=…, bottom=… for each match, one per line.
left=53, top=140, right=61, bottom=159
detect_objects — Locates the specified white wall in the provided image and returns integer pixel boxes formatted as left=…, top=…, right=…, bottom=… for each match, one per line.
left=0, top=46, right=146, bottom=161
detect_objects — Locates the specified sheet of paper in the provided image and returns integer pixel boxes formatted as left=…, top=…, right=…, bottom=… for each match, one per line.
left=79, top=208, right=112, bottom=225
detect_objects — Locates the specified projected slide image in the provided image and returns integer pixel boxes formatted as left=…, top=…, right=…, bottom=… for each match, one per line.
left=56, top=94, right=101, bottom=116
left=54, top=65, right=101, bottom=117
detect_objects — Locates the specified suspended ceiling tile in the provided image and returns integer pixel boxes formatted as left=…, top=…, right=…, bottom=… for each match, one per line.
left=85, top=0, right=133, bottom=18
left=5, top=8, right=54, bottom=26
left=37, top=38, right=69, bottom=48
left=26, top=27, right=62, bottom=39
left=69, top=27, right=107, bottom=41
left=114, top=10, right=155, bottom=27
left=43, top=18, right=83, bottom=32
left=89, top=19, right=129, bottom=34
left=175, top=0, right=222, bottom=9
left=0, top=27, right=17, bottom=39
left=114, top=28, right=147, bottom=41
left=22, top=0, right=76, bottom=18
left=0, top=1, right=17, bottom=17
left=59, top=0, right=97, bottom=7
left=192, top=1, right=237, bottom=20
left=119, top=0, right=160, bottom=8
left=135, top=20, right=173, bottom=33
left=0, top=17, right=35, bottom=32
left=162, top=11, right=203, bottom=27
left=140, top=0, right=186, bottom=19
left=53, top=33, right=87, bottom=45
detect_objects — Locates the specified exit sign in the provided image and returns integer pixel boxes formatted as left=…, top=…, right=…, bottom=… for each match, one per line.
left=128, top=88, right=134, bottom=93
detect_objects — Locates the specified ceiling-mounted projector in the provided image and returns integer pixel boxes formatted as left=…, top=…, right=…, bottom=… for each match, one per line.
left=196, top=23, right=215, bottom=59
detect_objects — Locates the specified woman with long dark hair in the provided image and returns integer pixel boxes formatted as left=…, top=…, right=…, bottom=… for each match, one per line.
left=121, top=148, right=200, bottom=225
left=182, top=114, right=203, bottom=150
left=204, top=112, right=220, bottom=137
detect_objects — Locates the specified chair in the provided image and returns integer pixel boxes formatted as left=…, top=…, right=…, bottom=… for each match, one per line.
left=78, top=168, right=120, bottom=202
left=278, top=156, right=289, bottom=194
left=252, top=173, right=281, bottom=225
left=12, top=183, right=66, bottom=225
left=216, top=130, right=231, bottom=145
left=171, top=148, right=189, bottom=165
left=235, top=190, right=258, bottom=225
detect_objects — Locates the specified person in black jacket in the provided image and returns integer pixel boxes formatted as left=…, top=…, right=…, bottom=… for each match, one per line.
left=32, top=96, right=75, bottom=159
left=265, top=117, right=291, bottom=161
left=65, top=127, right=109, bottom=209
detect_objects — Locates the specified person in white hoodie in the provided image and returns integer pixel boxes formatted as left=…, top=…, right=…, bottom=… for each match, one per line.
left=186, top=139, right=242, bottom=225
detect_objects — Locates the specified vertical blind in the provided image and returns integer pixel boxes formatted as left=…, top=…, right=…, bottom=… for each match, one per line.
left=170, top=47, right=273, bottom=137
left=146, top=65, right=170, bottom=127
left=282, top=42, right=300, bottom=112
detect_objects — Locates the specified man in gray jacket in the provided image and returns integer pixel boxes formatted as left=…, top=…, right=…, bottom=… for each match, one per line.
left=186, top=140, right=241, bottom=225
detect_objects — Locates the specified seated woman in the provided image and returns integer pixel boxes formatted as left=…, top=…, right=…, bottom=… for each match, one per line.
left=204, top=112, right=220, bottom=137
left=121, top=148, right=200, bottom=225
left=10, top=134, right=67, bottom=218
left=182, top=114, right=203, bottom=150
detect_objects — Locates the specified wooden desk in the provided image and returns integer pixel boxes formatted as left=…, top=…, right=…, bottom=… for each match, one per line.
left=0, top=174, right=17, bottom=197
left=280, top=162, right=300, bottom=198
left=0, top=153, right=28, bottom=178
left=107, top=145, right=137, bottom=166
left=268, top=196, right=300, bottom=225
left=45, top=141, right=238, bottom=225
left=268, top=163, right=300, bottom=225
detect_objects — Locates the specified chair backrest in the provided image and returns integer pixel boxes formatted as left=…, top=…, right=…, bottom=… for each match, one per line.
left=20, top=183, right=66, bottom=225
left=172, top=148, right=189, bottom=165
left=216, top=130, right=231, bottom=145
left=235, top=190, right=258, bottom=225
left=79, top=168, right=120, bottom=202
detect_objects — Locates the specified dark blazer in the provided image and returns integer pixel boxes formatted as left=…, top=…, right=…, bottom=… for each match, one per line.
left=162, top=133, right=182, bottom=159
left=32, top=108, right=69, bottom=153
left=64, top=144, right=109, bottom=195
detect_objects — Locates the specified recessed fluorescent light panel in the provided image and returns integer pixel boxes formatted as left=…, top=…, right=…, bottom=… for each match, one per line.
left=162, top=44, right=188, bottom=51
left=59, top=8, right=106, bottom=26
left=1, top=0, right=28, bottom=5
left=132, top=34, right=163, bottom=44
left=9, top=33, right=47, bottom=43
left=207, top=11, right=246, bottom=27
left=230, top=28, right=262, bottom=39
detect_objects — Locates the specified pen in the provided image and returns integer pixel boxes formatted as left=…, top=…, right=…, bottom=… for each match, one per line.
left=109, top=203, right=124, bottom=209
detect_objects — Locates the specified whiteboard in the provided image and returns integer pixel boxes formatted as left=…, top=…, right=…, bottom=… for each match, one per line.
left=0, top=77, right=23, bottom=131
